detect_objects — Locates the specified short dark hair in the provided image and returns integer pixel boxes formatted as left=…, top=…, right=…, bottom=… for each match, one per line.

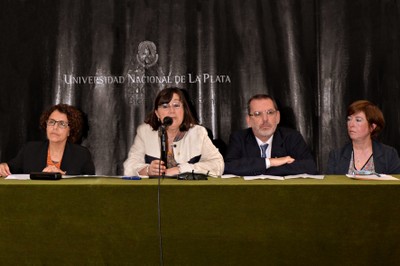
left=145, top=87, right=197, bottom=131
left=247, top=94, right=278, bottom=114
left=40, top=104, right=84, bottom=143
left=347, top=100, right=385, bottom=138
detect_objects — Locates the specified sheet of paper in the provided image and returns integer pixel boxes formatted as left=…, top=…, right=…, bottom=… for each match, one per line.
left=63, top=175, right=122, bottom=178
left=346, top=174, right=399, bottom=181
left=221, top=174, right=239, bottom=179
left=63, top=175, right=149, bottom=179
left=243, top=175, right=284, bottom=181
left=5, top=174, right=30, bottom=180
left=284, top=174, right=325, bottom=180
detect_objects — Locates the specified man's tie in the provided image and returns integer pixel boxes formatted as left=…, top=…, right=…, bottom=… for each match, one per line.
left=260, top=144, right=268, bottom=158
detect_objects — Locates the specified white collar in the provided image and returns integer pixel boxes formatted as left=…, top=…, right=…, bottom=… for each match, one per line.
left=255, top=135, right=273, bottom=147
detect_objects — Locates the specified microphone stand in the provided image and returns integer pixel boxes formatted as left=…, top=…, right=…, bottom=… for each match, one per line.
left=160, top=125, right=167, bottom=178
left=157, top=116, right=171, bottom=266
left=158, top=126, right=166, bottom=266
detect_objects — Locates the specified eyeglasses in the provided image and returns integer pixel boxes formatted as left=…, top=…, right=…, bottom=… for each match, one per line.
left=158, top=102, right=182, bottom=110
left=47, top=119, right=69, bottom=129
left=249, top=110, right=277, bottom=118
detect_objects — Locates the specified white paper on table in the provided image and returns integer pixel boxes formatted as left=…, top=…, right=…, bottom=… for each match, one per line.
left=284, top=174, right=325, bottom=180
left=63, top=175, right=146, bottom=179
left=243, top=175, right=284, bottom=181
left=346, top=174, right=399, bottom=181
left=62, top=175, right=116, bottom=178
left=5, top=174, right=30, bottom=180
left=221, top=174, right=239, bottom=179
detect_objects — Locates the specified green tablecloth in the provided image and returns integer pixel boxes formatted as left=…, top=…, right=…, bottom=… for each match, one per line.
left=0, top=176, right=399, bottom=265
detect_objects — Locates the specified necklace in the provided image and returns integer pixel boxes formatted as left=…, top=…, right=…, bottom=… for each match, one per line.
left=352, top=150, right=373, bottom=170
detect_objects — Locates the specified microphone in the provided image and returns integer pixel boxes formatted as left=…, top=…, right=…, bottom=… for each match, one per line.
left=160, top=116, right=172, bottom=168
left=161, top=116, right=173, bottom=128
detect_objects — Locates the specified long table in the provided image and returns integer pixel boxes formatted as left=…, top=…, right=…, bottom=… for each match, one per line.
left=0, top=176, right=399, bottom=265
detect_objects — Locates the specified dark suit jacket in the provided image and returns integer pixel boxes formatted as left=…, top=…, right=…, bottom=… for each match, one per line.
left=224, top=127, right=317, bottom=176
left=327, top=140, right=400, bottom=174
left=8, top=141, right=95, bottom=175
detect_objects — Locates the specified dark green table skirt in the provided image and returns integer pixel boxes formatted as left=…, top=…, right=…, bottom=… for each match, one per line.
left=0, top=176, right=399, bottom=265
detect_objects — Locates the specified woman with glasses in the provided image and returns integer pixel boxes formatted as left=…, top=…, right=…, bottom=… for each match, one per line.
left=123, top=87, right=224, bottom=177
left=0, top=104, right=95, bottom=176
left=327, top=100, right=400, bottom=174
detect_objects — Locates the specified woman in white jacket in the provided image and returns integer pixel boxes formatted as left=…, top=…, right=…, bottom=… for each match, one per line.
left=123, top=87, right=224, bottom=177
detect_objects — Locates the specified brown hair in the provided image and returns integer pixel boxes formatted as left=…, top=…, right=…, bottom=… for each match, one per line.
left=347, top=100, right=385, bottom=138
left=145, top=87, right=197, bottom=131
left=40, top=104, right=84, bottom=143
left=247, top=94, right=279, bottom=114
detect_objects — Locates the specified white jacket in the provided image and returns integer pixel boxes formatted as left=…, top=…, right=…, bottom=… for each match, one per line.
left=123, top=124, right=224, bottom=176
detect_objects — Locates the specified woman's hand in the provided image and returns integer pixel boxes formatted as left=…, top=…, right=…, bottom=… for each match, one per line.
left=0, top=163, right=11, bottom=177
left=165, top=167, right=180, bottom=176
left=147, top=160, right=166, bottom=176
left=140, top=161, right=179, bottom=176
left=42, top=165, right=66, bottom=175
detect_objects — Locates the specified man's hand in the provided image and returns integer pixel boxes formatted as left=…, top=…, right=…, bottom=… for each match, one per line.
left=269, top=156, right=295, bottom=167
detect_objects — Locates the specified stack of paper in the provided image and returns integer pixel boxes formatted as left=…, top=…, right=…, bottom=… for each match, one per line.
left=346, top=174, right=398, bottom=181
left=243, top=174, right=325, bottom=181
left=5, top=174, right=30, bottom=180
left=243, top=175, right=284, bottom=181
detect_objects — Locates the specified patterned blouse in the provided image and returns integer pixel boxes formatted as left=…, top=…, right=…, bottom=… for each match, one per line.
left=348, top=150, right=375, bottom=175
left=166, top=131, right=187, bottom=169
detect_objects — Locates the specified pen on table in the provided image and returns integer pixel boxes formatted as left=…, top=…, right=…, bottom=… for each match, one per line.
left=122, top=176, right=142, bottom=180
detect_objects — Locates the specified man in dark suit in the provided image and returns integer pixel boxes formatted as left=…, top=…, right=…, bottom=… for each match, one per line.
left=224, top=94, right=317, bottom=176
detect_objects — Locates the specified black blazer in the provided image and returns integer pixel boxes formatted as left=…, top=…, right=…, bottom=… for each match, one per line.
left=8, top=141, right=95, bottom=175
left=327, top=140, right=400, bottom=174
left=224, top=127, right=317, bottom=176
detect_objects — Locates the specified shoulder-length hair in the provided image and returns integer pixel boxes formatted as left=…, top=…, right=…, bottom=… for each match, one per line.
left=40, top=104, right=84, bottom=143
left=347, top=100, right=385, bottom=138
left=145, top=87, right=197, bottom=131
